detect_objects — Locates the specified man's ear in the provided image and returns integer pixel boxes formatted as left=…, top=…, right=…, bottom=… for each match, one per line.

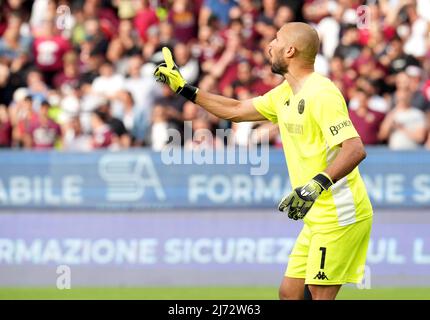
left=285, top=46, right=296, bottom=58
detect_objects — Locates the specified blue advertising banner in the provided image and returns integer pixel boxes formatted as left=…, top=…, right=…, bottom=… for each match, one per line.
left=0, top=148, right=429, bottom=209
left=0, top=210, right=429, bottom=287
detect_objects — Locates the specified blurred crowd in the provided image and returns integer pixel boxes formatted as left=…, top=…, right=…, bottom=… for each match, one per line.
left=0, top=0, right=429, bottom=151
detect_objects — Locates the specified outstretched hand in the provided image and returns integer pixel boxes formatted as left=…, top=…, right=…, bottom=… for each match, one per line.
left=153, top=47, right=186, bottom=93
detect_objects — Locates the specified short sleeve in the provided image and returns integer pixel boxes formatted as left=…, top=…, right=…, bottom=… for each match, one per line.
left=252, top=88, right=279, bottom=124
left=313, top=90, right=359, bottom=148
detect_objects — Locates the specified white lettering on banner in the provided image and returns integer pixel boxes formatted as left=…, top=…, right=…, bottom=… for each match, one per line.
left=207, top=176, right=232, bottom=204
left=0, top=239, right=13, bottom=263
left=99, top=155, right=166, bottom=202
left=276, top=239, right=294, bottom=263
left=0, top=176, right=82, bottom=206
left=412, top=175, right=430, bottom=203
left=16, top=239, right=42, bottom=264
left=413, top=238, right=430, bottom=264
left=188, top=175, right=289, bottom=204
left=82, top=240, right=92, bottom=264
left=386, top=238, right=405, bottom=264
left=10, top=177, right=31, bottom=203
left=192, top=238, right=213, bottom=264
left=367, top=239, right=409, bottom=265
left=367, top=239, right=388, bottom=264
left=0, top=239, right=160, bottom=265
left=164, top=238, right=182, bottom=264
left=63, top=176, right=82, bottom=204
left=362, top=175, right=383, bottom=203
left=92, top=239, right=115, bottom=264
left=235, top=238, right=255, bottom=263
left=232, top=175, right=253, bottom=203
left=386, top=175, right=405, bottom=203
left=41, top=239, right=62, bottom=263
left=163, top=238, right=293, bottom=264
left=44, top=178, right=61, bottom=205
left=212, top=238, right=235, bottom=264
left=256, top=238, right=274, bottom=264
left=362, top=174, right=405, bottom=204
left=1, top=237, right=428, bottom=266
left=63, top=239, right=82, bottom=264
left=138, top=239, right=158, bottom=264
left=116, top=239, right=138, bottom=264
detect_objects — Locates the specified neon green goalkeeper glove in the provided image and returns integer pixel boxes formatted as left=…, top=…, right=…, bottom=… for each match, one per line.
left=278, top=173, right=334, bottom=220
left=153, top=47, right=199, bottom=102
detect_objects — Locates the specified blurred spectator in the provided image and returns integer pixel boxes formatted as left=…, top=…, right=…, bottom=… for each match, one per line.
left=153, top=84, right=186, bottom=135
left=30, top=0, right=57, bottom=32
left=0, top=63, right=16, bottom=106
left=405, top=66, right=430, bottom=112
left=354, top=77, right=389, bottom=113
left=12, top=95, right=37, bottom=147
left=82, top=0, right=119, bottom=41
left=0, top=13, right=31, bottom=68
left=123, top=54, right=162, bottom=129
left=53, top=51, right=80, bottom=91
left=115, top=90, right=148, bottom=146
left=25, top=69, right=49, bottom=109
left=32, top=19, right=72, bottom=86
left=168, top=0, right=198, bottom=43
left=184, top=118, right=223, bottom=150
left=62, top=116, right=92, bottom=151
left=349, top=89, right=385, bottom=145
left=223, top=60, right=270, bottom=98
left=390, top=69, right=430, bottom=113
left=402, top=0, right=428, bottom=59
left=90, top=109, right=115, bottom=149
left=134, top=0, right=159, bottom=42
left=96, top=99, right=131, bottom=149
left=379, top=88, right=427, bottom=149
left=173, top=42, right=200, bottom=85
left=0, top=104, right=12, bottom=148
left=379, top=36, right=420, bottom=80
left=106, top=18, right=141, bottom=70
left=26, top=100, right=62, bottom=150
left=149, top=105, right=176, bottom=151
left=79, top=51, right=104, bottom=85
left=255, top=0, right=278, bottom=40
left=0, top=0, right=428, bottom=152
left=334, top=25, right=362, bottom=68
left=200, top=0, right=236, bottom=27
left=82, top=17, right=110, bottom=59
left=92, top=60, right=124, bottom=99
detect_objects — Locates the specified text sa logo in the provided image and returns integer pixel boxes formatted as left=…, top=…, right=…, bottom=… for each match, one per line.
left=99, top=154, right=166, bottom=202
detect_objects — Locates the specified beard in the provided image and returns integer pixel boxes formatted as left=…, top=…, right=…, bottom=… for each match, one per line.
left=271, top=62, right=288, bottom=75
left=270, top=53, right=288, bottom=75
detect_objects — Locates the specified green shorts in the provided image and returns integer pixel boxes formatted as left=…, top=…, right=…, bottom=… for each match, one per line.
left=285, top=217, right=372, bottom=285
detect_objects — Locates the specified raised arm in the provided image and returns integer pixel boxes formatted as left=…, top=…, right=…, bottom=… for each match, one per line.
left=153, top=47, right=265, bottom=123
left=194, top=91, right=266, bottom=122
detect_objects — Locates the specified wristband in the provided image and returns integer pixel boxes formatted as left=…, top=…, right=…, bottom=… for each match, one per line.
left=313, top=172, right=334, bottom=190
left=177, top=84, right=199, bottom=102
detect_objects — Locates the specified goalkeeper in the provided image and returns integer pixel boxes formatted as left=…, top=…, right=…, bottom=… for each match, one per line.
left=154, top=22, right=373, bottom=300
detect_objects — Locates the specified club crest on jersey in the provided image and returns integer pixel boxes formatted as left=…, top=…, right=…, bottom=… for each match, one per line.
left=285, top=99, right=290, bottom=107
left=298, top=99, right=305, bottom=114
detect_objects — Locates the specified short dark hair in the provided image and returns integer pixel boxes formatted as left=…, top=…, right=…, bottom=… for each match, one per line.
left=40, top=100, right=50, bottom=108
left=93, top=109, right=109, bottom=123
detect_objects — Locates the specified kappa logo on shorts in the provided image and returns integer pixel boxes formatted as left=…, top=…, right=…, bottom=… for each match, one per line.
left=313, top=271, right=329, bottom=280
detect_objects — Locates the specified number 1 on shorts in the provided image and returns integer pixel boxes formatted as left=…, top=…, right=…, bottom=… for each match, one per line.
left=319, top=247, right=327, bottom=269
